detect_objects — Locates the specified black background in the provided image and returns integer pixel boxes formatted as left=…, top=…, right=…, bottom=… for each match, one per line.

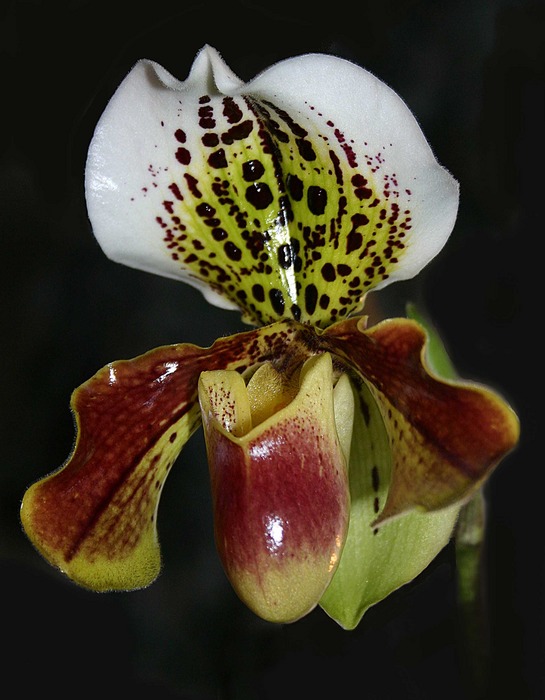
left=1, top=1, right=543, bottom=698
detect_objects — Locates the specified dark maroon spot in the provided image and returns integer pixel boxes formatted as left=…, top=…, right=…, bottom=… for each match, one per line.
left=296, top=138, right=316, bottom=161
left=269, top=288, right=285, bottom=316
left=242, top=159, right=265, bottom=182
left=272, top=128, right=289, bottom=143
left=198, top=105, right=215, bottom=129
left=196, top=202, right=215, bottom=218
left=174, top=129, right=186, bottom=143
left=286, top=174, right=304, bottom=201
left=242, top=229, right=266, bottom=257
left=319, top=294, right=330, bottom=309
left=352, top=174, right=366, bottom=187
left=372, top=465, right=380, bottom=491
left=235, top=211, right=249, bottom=229
left=265, top=101, right=308, bottom=139
left=202, top=133, right=219, bottom=147
left=169, top=432, right=178, bottom=443
left=290, top=304, right=301, bottom=321
left=252, top=283, right=265, bottom=302
left=337, top=264, right=351, bottom=276
left=328, top=149, right=343, bottom=187
left=168, top=183, right=184, bottom=201
left=184, top=174, right=201, bottom=198
left=245, top=182, right=273, bottom=210
left=353, top=213, right=370, bottom=227
left=273, top=120, right=292, bottom=144
left=336, top=194, right=348, bottom=223
left=346, top=231, right=363, bottom=255
left=199, top=95, right=211, bottom=104
left=208, top=149, right=228, bottom=169
left=305, top=284, right=318, bottom=315
left=334, top=128, right=358, bottom=167
left=346, top=216, right=369, bottom=253
left=222, top=97, right=243, bottom=124
left=222, top=120, right=253, bottom=144
left=355, top=185, right=373, bottom=200
left=175, top=147, right=191, bottom=165
left=307, top=185, right=327, bottom=215
left=224, top=241, right=242, bottom=261
left=212, top=228, right=228, bottom=241
left=278, top=243, right=293, bottom=269
left=321, top=263, right=336, bottom=282
left=388, top=204, right=400, bottom=224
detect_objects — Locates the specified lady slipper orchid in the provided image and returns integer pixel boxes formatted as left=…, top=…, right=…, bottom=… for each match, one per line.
left=21, top=45, right=519, bottom=629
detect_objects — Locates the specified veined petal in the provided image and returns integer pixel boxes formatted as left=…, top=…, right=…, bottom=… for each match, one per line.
left=199, top=353, right=352, bottom=623
left=320, top=379, right=460, bottom=629
left=322, top=317, right=520, bottom=521
left=20, top=321, right=303, bottom=591
left=85, top=45, right=458, bottom=328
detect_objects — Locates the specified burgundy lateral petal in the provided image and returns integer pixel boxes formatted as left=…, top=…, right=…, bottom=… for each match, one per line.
left=322, top=316, right=520, bottom=520
left=21, top=322, right=301, bottom=590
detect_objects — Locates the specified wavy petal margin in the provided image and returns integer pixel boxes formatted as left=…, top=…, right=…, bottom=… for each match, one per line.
left=323, top=317, right=520, bottom=521
left=20, top=322, right=302, bottom=591
left=21, top=315, right=518, bottom=618
left=320, top=315, right=518, bottom=627
left=85, top=45, right=458, bottom=327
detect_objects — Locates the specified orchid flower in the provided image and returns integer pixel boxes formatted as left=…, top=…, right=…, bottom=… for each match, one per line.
left=21, top=45, right=519, bottom=629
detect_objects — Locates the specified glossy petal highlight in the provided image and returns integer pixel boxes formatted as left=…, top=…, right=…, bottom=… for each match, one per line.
left=199, top=353, right=352, bottom=622
left=20, top=322, right=303, bottom=591
left=86, top=45, right=458, bottom=327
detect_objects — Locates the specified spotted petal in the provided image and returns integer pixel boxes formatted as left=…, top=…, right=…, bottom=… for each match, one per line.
left=20, top=322, right=302, bottom=591
left=85, top=45, right=458, bottom=328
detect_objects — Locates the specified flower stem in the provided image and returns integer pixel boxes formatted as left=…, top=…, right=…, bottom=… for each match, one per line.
left=454, top=488, right=490, bottom=698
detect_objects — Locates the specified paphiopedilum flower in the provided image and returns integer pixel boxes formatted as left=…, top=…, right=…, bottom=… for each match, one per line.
left=21, top=46, right=519, bottom=628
